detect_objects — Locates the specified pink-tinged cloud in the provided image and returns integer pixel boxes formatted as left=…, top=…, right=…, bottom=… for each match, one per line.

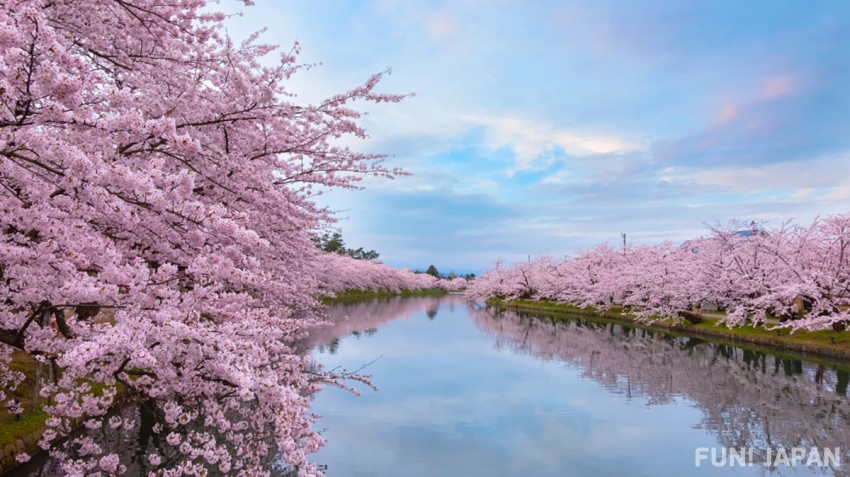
left=716, top=103, right=739, bottom=123
left=426, top=12, right=459, bottom=42
left=762, top=75, right=796, bottom=99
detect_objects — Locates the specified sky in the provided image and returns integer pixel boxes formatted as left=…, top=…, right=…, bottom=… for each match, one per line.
left=221, top=0, right=850, bottom=274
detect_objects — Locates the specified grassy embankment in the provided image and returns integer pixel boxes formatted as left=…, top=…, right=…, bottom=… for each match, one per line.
left=0, top=311, right=121, bottom=472
left=489, top=298, right=850, bottom=363
left=0, top=351, right=50, bottom=472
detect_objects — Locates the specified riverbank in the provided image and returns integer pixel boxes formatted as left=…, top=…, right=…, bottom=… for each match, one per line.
left=0, top=351, right=47, bottom=473
left=489, top=299, right=850, bottom=364
left=0, top=360, right=128, bottom=474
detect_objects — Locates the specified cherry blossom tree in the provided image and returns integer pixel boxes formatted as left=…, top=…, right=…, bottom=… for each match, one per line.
left=772, top=214, right=850, bottom=331
left=314, top=252, right=466, bottom=294
left=1, top=0, right=408, bottom=474
left=468, top=213, right=850, bottom=332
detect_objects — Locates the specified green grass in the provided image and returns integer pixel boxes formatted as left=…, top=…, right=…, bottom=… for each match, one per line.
left=692, top=317, right=850, bottom=346
left=0, top=349, right=122, bottom=452
left=0, top=406, right=47, bottom=447
left=0, top=351, right=48, bottom=450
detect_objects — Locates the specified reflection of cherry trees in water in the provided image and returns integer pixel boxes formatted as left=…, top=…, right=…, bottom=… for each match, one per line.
left=468, top=303, right=850, bottom=471
left=296, top=296, right=456, bottom=354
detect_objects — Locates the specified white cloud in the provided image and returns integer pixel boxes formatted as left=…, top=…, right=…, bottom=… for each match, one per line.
left=658, top=152, right=850, bottom=194
left=819, top=186, right=850, bottom=202
left=468, top=115, right=645, bottom=175
left=426, top=12, right=459, bottom=42
left=541, top=169, right=574, bottom=185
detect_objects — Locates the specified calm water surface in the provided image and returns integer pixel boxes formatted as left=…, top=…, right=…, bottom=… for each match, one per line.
left=306, top=295, right=850, bottom=477
left=13, top=295, right=850, bottom=476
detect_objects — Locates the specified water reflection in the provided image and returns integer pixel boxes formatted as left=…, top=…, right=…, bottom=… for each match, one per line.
left=467, top=303, right=850, bottom=472
left=296, top=296, right=449, bottom=354
left=312, top=297, right=850, bottom=477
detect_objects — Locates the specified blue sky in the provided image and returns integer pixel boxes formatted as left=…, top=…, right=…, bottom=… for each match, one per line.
left=222, top=0, right=850, bottom=274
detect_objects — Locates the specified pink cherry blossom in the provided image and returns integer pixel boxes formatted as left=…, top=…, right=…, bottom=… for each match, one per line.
left=468, top=214, right=850, bottom=332
left=0, top=1, right=417, bottom=475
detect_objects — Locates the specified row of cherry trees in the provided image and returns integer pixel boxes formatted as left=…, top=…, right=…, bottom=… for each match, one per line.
left=0, top=0, right=427, bottom=475
left=315, top=252, right=467, bottom=294
left=467, top=214, right=850, bottom=332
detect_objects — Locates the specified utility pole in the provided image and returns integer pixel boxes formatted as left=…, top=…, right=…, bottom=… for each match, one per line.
left=621, top=232, right=627, bottom=256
